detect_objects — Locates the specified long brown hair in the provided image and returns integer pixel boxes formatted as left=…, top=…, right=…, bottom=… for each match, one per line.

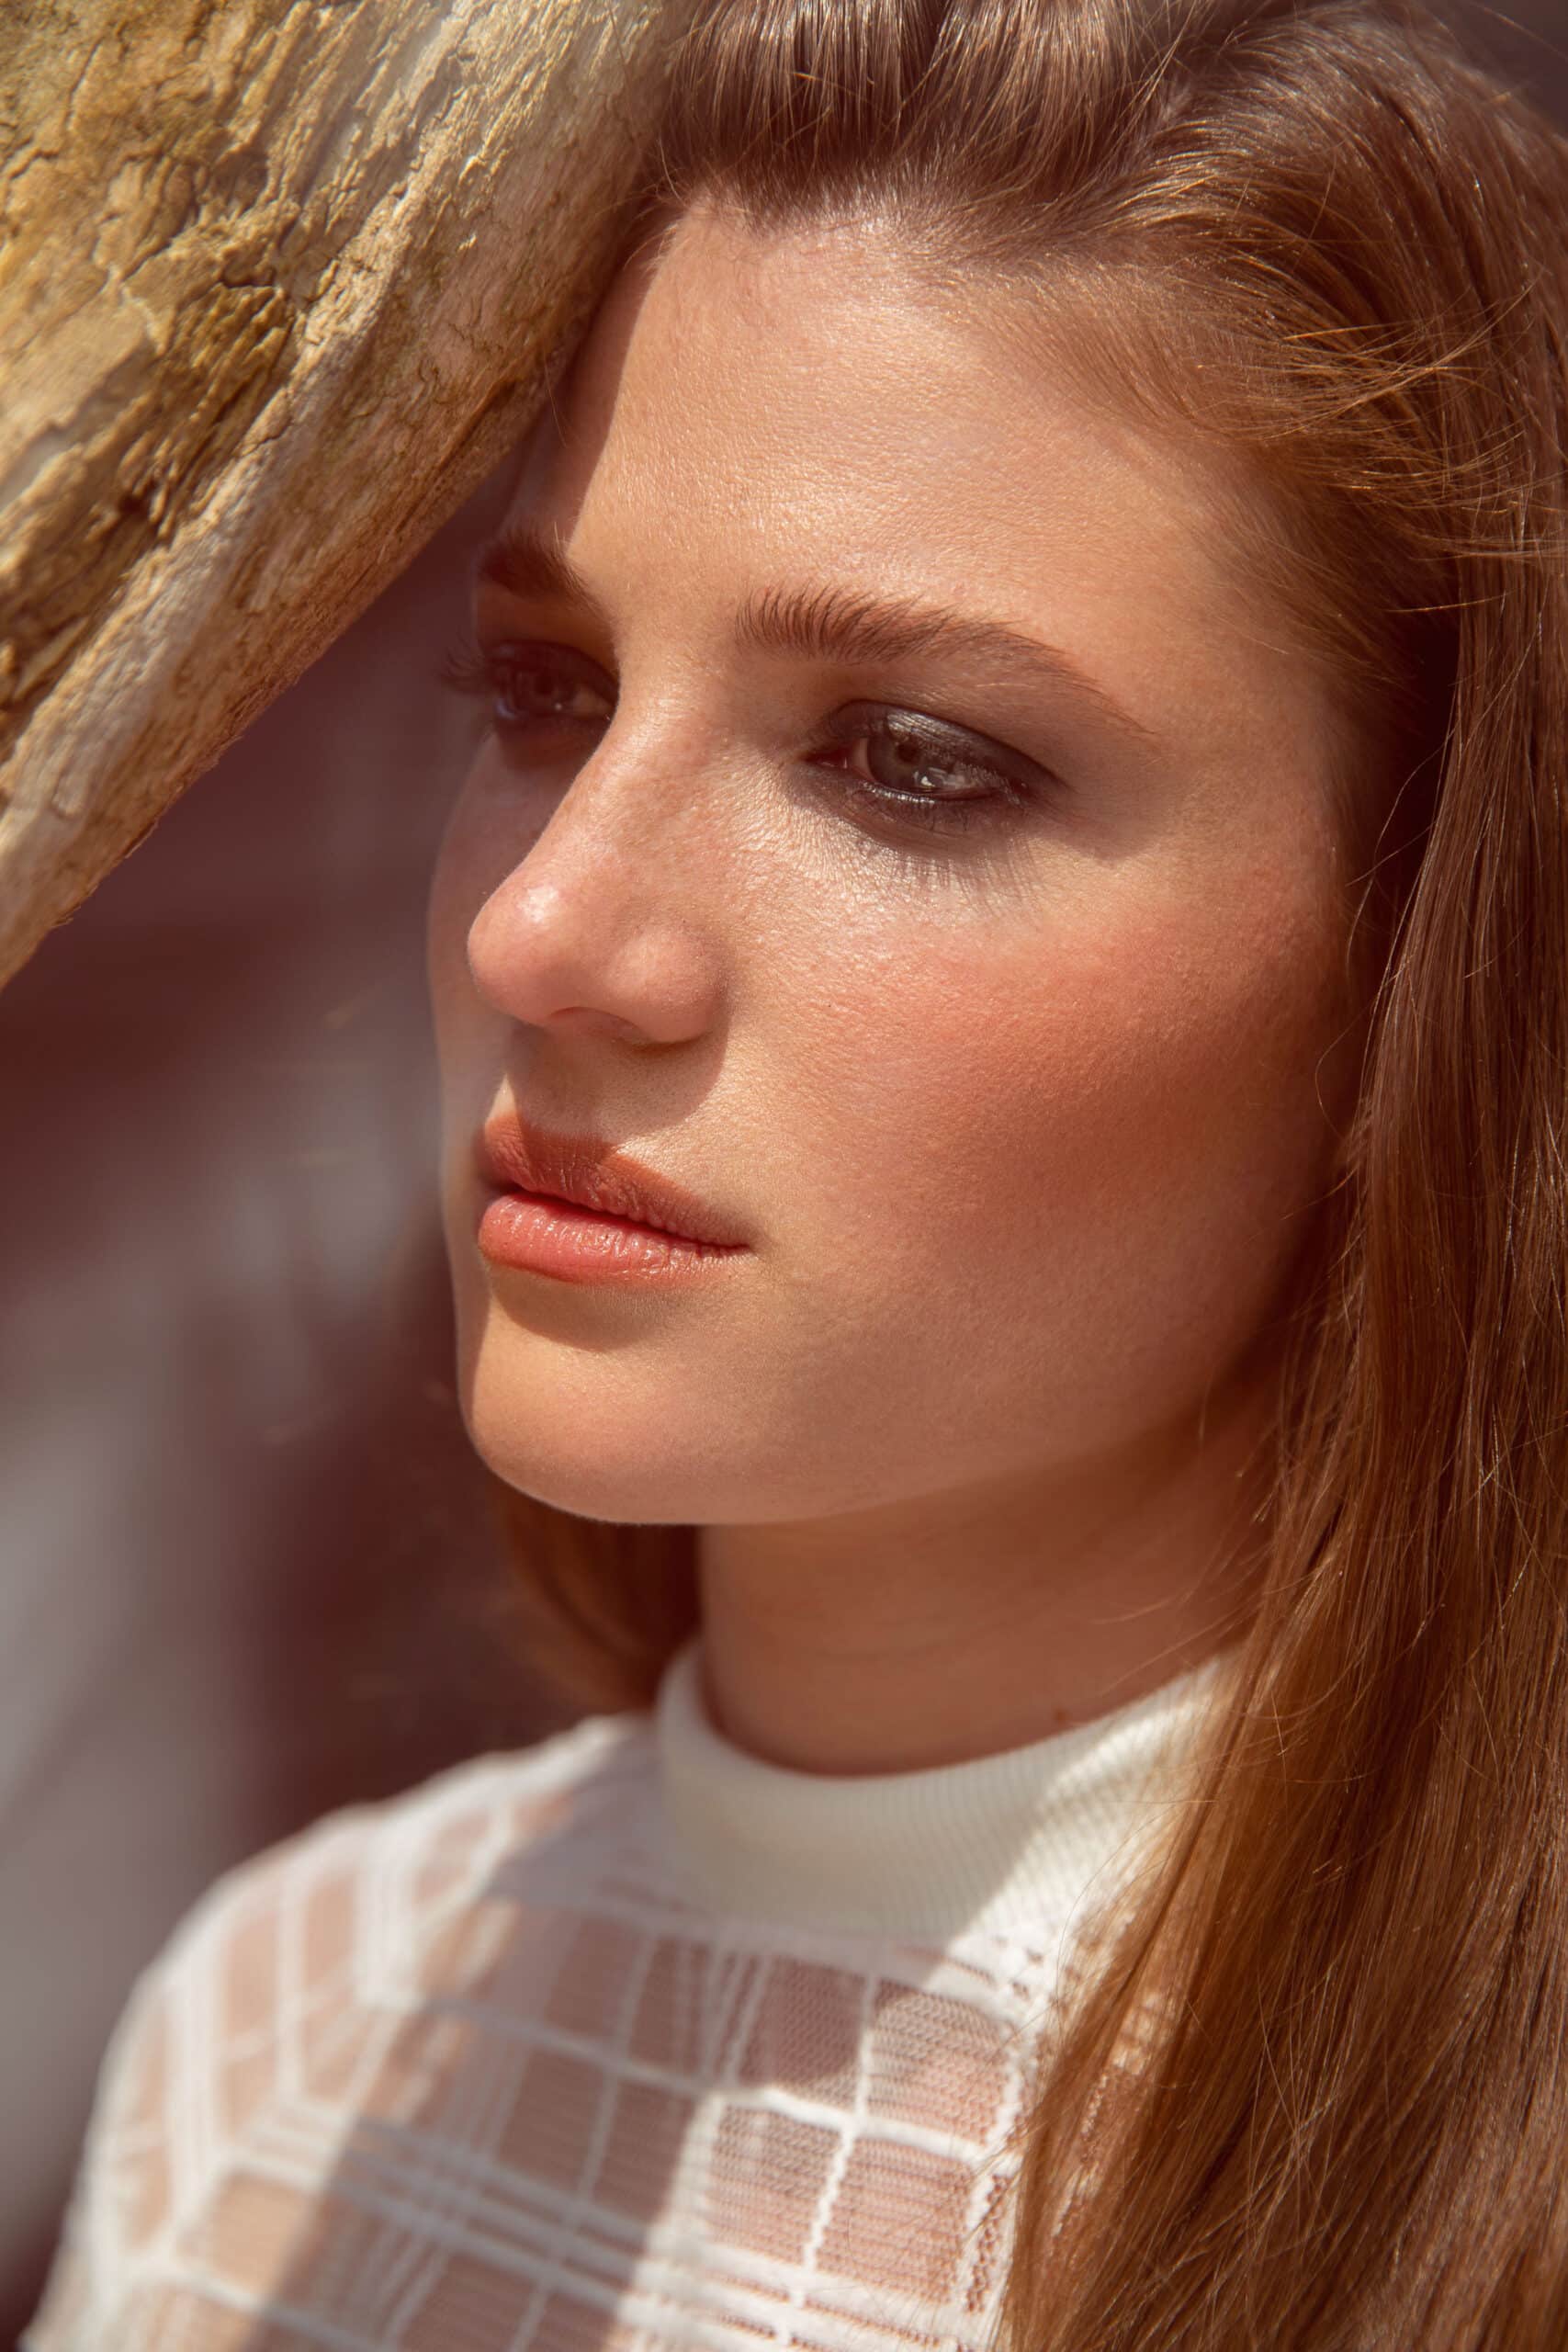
left=483, top=1, right=1568, bottom=2339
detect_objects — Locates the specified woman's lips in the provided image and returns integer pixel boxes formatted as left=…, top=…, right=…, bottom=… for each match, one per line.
left=472, top=1115, right=752, bottom=1283
left=476, top=1188, right=748, bottom=1283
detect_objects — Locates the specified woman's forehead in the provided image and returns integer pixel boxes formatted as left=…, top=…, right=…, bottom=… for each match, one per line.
left=526, top=209, right=1153, bottom=495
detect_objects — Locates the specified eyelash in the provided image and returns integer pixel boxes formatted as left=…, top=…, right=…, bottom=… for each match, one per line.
left=433, top=630, right=1046, bottom=836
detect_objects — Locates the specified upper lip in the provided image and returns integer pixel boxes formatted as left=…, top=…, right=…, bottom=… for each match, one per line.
left=476, top=1115, right=750, bottom=1249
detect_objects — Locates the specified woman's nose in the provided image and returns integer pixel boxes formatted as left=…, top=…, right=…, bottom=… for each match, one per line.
left=463, top=735, right=725, bottom=1049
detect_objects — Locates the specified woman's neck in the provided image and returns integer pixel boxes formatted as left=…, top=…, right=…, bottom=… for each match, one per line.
left=694, top=1373, right=1269, bottom=1776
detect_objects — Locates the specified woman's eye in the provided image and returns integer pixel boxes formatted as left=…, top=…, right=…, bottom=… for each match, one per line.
left=434, top=633, right=615, bottom=740
left=809, top=705, right=1046, bottom=833
left=434, top=641, right=1055, bottom=839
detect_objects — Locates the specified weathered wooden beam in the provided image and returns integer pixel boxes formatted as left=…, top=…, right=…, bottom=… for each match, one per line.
left=0, top=0, right=692, bottom=988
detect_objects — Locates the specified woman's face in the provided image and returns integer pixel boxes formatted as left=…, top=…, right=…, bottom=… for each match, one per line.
left=427, top=203, right=1358, bottom=1529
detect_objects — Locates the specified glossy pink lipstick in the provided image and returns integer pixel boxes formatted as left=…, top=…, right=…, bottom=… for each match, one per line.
left=474, top=1116, right=751, bottom=1283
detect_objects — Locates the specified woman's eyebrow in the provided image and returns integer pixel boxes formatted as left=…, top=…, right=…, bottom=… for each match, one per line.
left=473, top=519, right=1159, bottom=751
left=734, top=579, right=1159, bottom=749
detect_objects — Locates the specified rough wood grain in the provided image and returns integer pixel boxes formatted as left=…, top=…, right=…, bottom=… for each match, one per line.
left=0, top=0, right=692, bottom=987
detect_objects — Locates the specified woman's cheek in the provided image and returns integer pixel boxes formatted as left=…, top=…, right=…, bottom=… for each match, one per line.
left=787, top=888, right=1340, bottom=1388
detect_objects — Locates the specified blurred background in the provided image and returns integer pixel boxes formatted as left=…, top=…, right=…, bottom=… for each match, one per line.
left=0, top=458, right=579, bottom=2342
left=4, top=1, right=1565, bottom=2338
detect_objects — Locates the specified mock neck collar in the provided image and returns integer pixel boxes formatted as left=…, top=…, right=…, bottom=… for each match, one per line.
left=652, top=1634, right=1229, bottom=1941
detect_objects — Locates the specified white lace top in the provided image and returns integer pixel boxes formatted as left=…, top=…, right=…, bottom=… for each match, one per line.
left=23, top=1634, right=1226, bottom=2352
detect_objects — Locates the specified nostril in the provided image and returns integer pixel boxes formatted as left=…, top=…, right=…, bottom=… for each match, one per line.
left=550, top=1008, right=651, bottom=1043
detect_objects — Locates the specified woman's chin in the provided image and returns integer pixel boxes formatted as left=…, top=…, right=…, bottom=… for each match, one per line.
left=457, top=1373, right=721, bottom=1526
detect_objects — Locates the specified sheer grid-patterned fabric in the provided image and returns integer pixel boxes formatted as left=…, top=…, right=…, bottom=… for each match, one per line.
left=24, top=1639, right=1224, bottom=2352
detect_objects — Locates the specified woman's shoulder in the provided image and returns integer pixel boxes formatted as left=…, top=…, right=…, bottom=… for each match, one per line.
left=21, top=1706, right=657, bottom=2350
left=170, top=1701, right=657, bottom=1997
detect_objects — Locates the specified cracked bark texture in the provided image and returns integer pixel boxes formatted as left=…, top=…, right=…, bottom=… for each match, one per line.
left=0, top=0, right=694, bottom=987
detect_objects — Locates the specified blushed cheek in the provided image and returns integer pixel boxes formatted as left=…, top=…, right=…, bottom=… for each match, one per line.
left=811, top=888, right=1344, bottom=1392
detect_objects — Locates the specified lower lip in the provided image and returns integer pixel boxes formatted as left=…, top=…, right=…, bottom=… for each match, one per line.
left=476, top=1188, right=749, bottom=1283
